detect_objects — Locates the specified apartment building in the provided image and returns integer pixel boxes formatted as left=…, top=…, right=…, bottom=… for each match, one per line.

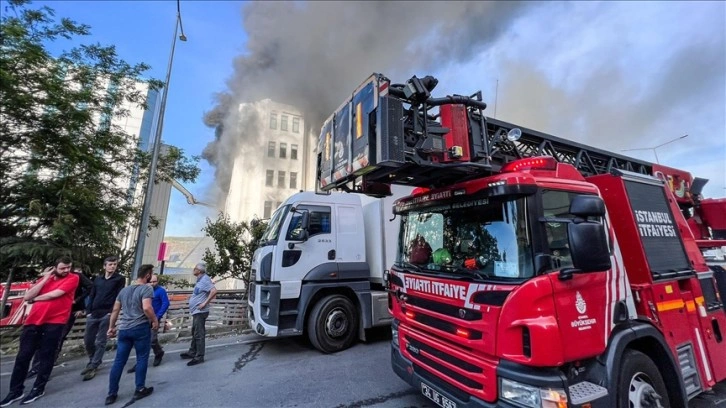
left=225, top=99, right=316, bottom=222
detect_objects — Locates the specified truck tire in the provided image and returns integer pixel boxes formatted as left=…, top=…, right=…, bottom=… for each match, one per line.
left=307, top=295, right=358, bottom=353
left=617, top=349, right=670, bottom=408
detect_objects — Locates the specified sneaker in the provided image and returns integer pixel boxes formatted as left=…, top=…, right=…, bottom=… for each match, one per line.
left=80, top=366, right=93, bottom=376
left=153, top=351, right=164, bottom=367
left=26, top=369, right=38, bottom=379
left=82, top=368, right=97, bottom=381
left=104, top=395, right=117, bottom=405
left=186, top=357, right=204, bottom=366
left=0, top=392, right=25, bottom=407
left=133, top=387, right=154, bottom=400
left=127, top=364, right=136, bottom=374
left=19, top=389, right=44, bottom=405
left=179, top=352, right=194, bottom=360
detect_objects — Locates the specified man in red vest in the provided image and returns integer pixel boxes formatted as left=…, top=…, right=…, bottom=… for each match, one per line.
left=0, top=256, right=79, bottom=407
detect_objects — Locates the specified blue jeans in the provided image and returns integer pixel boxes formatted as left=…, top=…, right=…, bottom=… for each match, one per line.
left=108, top=323, right=150, bottom=396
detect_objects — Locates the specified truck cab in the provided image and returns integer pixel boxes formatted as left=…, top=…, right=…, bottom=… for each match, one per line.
left=248, top=187, right=411, bottom=353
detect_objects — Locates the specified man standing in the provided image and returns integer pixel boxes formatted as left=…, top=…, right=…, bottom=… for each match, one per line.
left=180, top=263, right=216, bottom=366
left=0, top=257, right=79, bottom=407
left=27, top=266, right=93, bottom=378
left=82, top=256, right=125, bottom=381
left=127, top=273, right=169, bottom=372
left=105, top=264, right=157, bottom=405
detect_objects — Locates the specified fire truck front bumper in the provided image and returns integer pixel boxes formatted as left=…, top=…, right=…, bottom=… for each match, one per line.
left=391, top=323, right=569, bottom=408
left=392, top=345, right=500, bottom=408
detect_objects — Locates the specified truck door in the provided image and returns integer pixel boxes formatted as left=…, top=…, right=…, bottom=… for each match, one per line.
left=542, top=190, right=610, bottom=361
left=277, top=205, right=335, bottom=297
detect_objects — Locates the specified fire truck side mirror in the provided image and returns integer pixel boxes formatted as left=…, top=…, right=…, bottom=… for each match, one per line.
left=567, top=221, right=612, bottom=273
left=568, top=195, right=606, bottom=217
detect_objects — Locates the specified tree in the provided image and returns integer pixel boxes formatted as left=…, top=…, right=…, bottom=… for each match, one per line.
left=202, top=213, right=267, bottom=298
left=0, top=0, right=200, bottom=287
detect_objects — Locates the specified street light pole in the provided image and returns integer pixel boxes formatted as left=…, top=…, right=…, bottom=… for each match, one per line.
left=131, top=0, right=187, bottom=277
left=621, top=134, right=688, bottom=164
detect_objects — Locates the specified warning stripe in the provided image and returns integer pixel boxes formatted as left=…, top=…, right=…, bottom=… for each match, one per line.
left=656, top=299, right=685, bottom=312
left=686, top=301, right=696, bottom=313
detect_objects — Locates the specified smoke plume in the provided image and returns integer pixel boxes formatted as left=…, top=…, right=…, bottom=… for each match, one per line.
left=201, top=1, right=540, bottom=201
left=203, top=1, right=725, bottom=203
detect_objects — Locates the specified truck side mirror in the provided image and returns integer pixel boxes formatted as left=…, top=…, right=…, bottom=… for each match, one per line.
left=559, top=195, right=610, bottom=280
left=569, top=195, right=606, bottom=217
left=287, top=210, right=311, bottom=248
left=563, top=221, right=611, bottom=275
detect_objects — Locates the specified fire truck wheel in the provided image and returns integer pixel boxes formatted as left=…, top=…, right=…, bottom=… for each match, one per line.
left=307, top=295, right=358, bottom=354
left=617, top=349, right=670, bottom=408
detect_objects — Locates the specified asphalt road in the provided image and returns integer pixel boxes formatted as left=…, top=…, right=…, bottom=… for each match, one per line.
left=0, top=328, right=433, bottom=408
left=1, top=328, right=724, bottom=408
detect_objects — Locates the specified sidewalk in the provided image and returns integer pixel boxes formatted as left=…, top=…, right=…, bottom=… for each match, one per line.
left=0, top=329, right=261, bottom=372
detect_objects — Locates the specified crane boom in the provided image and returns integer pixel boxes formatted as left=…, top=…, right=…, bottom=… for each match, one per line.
left=169, top=179, right=214, bottom=208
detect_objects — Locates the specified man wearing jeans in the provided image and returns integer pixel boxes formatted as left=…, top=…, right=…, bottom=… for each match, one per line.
left=180, top=263, right=216, bottom=366
left=104, top=264, right=157, bottom=405
left=0, top=257, right=79, bottom=407
left=126, top=274, right=169, bottom=372
left=82, top=256, right=125, bottom=381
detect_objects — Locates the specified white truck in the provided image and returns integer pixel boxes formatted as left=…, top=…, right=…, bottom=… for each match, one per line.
left=247, top=185, right=412, bottom=353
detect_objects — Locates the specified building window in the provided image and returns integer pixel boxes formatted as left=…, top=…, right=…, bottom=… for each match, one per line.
left=270, top=113, right=277, bottom=129
left=264, top=201, right=272, bottom=218
left=292, top=117, right=300, bottom=133
left=265, top=170, right=274, bottom=187
left=281, top=115, right=288, bottom=131
left=291, top=144, right=298, bottom=160
left=279, top=142, right=287, bottom=159
left=290, top=172, right=297, bottom=189
left=268, top=141, right=276, bottom=158
left=278, top=171, right=286, bottom=188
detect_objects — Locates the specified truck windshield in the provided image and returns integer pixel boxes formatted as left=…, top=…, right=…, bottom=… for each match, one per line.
left=397, top=197, right=534, bottom=280
left=260, top=205, right=291, bottom=245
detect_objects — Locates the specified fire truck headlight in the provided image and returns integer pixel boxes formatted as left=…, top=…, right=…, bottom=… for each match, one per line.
left=500, top=378, right=568, bottom=408
left=501, top=379, right=540, bottom=407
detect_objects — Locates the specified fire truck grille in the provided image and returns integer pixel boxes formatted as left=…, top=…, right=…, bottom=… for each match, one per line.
left=408, top=311, right=483, bottom=340
left=407, top=296, right=482, bottom=320
left=408, top=338, right=482, bottom=374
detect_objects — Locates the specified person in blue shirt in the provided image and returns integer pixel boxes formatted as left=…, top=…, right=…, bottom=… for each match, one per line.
left=127, top=274, right=169, bottom=373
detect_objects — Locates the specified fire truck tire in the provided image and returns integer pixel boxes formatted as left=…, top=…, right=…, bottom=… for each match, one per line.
left=307, top=295, right=358, bottom=353
left=617, top=349, right=670, bottom=408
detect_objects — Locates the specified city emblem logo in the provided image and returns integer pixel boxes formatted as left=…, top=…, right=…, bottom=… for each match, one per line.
left=575, top=291, right=587, bottom=314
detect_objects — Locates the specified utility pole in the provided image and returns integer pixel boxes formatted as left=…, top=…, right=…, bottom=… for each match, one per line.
left=131, top=0, right=187, bottom=277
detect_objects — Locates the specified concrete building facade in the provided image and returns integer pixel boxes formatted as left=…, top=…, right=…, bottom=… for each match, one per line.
left=225, top=99, right=317, bottom=222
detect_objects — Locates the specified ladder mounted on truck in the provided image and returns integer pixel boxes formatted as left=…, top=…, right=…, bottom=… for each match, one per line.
left=316, top=73, right=705, bottom=209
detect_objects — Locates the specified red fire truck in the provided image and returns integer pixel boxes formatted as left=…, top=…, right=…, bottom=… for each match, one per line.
left=316, top=73, right=726, bottom=407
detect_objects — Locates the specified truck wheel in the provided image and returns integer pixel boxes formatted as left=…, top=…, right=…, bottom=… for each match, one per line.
left=617, top=350, right=670, bottom=408
left=307, top=295, right=358, bottom=353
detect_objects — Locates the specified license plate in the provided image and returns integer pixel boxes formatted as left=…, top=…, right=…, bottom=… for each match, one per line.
left=421, top=382, right=457, bottom=408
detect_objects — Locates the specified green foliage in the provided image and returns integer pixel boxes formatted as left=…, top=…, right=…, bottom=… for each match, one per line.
left=202, top=213, right=267, bottom=297
left=157, top=274, right=194, bottom=290
left=0, top=0, right=200, bottom=281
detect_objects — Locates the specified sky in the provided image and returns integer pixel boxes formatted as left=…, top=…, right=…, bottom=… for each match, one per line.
left=18, top=1, right=726, bottom=238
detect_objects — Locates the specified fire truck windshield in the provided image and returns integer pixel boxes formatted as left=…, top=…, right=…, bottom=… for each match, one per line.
left=397, top=197, right=534, bottom=280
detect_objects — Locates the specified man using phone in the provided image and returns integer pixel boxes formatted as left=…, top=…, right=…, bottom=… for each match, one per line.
left=0, top=257, right=79, bottom=407
left=27, top=266, right=93, bottom=378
